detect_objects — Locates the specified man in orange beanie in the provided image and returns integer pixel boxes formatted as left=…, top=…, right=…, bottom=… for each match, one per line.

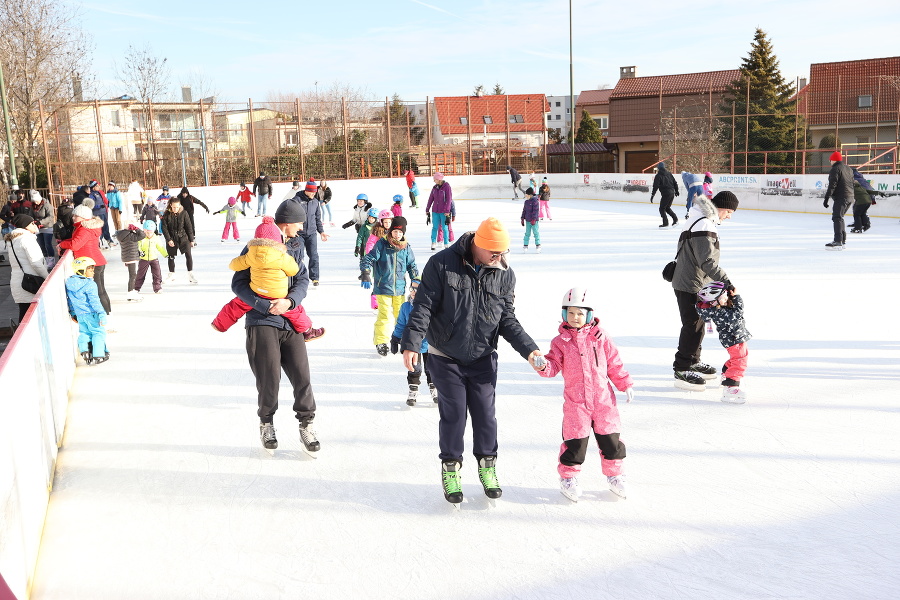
left=823, top=150, right=853, bottom=250
left=400, top=216, right=544, bottom=504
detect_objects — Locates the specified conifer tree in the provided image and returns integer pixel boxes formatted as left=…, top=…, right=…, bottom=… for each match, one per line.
left=574, top=109, right=603, bottom=144
left=720, top=28, right=804, bottom=174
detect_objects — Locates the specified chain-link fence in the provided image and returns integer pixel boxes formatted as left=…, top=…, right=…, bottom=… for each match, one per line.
left=40, top=95, right=550, bottom=196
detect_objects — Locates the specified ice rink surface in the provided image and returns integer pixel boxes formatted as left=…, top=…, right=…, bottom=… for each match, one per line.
left=31, top=197, right=900, bottom=599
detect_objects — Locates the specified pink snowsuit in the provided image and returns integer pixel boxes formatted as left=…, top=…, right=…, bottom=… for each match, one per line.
left=540, top=318, right=632, bottom=478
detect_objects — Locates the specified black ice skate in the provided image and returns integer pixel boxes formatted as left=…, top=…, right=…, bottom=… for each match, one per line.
left=81, top=351, right=93, bottom=365
left=441, top=460, right=464, bottom=504
left=260, top=423, right=277, bottom=450
left=478, top=456, right=502, bottom=499
left=406, top=384, right=418, bottom=406
left=299, top=420, right=320, bottom=453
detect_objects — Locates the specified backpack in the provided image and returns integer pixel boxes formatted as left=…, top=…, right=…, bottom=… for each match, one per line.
left=54, top=203, right=75, bottom=241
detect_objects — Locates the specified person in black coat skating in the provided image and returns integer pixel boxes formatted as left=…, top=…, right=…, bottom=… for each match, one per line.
left=650, top=162, right=680, bottom=227
left=161, top=198, right=197, bottom=283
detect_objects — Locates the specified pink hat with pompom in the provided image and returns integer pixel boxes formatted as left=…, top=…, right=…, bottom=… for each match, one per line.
left=254, top=216, right=283, bottom=242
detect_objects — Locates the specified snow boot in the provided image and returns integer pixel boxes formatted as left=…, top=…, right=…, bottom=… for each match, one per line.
left=303, top=326, right=325, bottom=342
left=407, top=384, right=419, bottom=406
left=478, top=456, right=502, bottom=499
left=441, top=460, right=464, bottom=504
left=260, top=422, right=277, bottom=450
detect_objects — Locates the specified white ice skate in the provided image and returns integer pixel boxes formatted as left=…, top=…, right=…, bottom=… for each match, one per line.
left=187, top=272, right=198, bottom=284
left=165, top=272, right=176, bottom=283
left=607, top=475, right=627, bottom=499
left=721, top=386, right=747, bottom=404
left=126, top=289, right=143, bottom=302
left=560, top=477, right=580, bottom=502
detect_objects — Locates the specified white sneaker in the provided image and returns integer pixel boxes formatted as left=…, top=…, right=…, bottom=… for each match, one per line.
left=560, top=477, right=581, bottom=502
left=721, top=386, right=747, bottom=404
left=607, top=475, right=627, bottom=499
left=165, top=272, right=176, bottom=283
left=187, top=272, right=198, bottom=284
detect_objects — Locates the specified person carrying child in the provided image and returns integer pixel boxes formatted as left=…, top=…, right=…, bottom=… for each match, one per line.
left=115, top=222, right=147, bottom=301
left=214, top=196, right=245, bottom=242
left=134, top=219, right=170, bottom=294
left=359, top=216, right=418, bottom=356
left=66, top=256, right=109, bottom=365
left=390, top=278, right=437, bottom=406
left=533, top=287, right=634, bottom=502
left=694, top=281, right=751, bottom=404
left=213, top=216, right=324, bottom=341
left=521, top=187, right=541, bottom=253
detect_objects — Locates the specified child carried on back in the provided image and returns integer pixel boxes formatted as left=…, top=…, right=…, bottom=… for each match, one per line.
left=212, top=216, right=322, bottom=340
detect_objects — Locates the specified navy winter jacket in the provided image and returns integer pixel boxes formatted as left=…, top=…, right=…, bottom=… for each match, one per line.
left=232, top=235, right=309, bottom=330
left=521, top=197, right=540, bottom=223
left=695, top=294, right=751, bottom=348
left=288, top=193, right=324, bottom=235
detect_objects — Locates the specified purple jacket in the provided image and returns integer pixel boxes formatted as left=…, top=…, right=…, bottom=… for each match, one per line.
left=426, top=181, right=453, bottom=214
left=521, top=197, right=540, bottom=223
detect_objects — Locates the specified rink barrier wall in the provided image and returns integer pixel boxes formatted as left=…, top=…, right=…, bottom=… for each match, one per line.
left=0, top=252, right=77, bottom=600
left=140, top=172, right=900, bottom=219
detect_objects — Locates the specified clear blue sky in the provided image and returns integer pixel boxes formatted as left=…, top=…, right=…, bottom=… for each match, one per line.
left=82, top=0, right=900, bottom=103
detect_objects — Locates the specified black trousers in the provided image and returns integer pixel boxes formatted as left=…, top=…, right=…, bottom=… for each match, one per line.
left=246, top=325, right=316, bottom=424
left=673, top=288, right=704, bottom=371
left=407, top=352, right=433, bottom=386
left=18, top=302, right=29, bottom=321
left=93, top=264, right=111, bottom=314
left=831, top=201, right=849, bottom=243
left=659, top=190, right=677, bottom=225
left=126, top=262, right=137, bottom=292
left=851, top=204, right=871, bottom=230
left=167, top=244, right=193, bottom=272
left=300, top=234, right=319, bottom=281
left=408, top=190, right=417, bottom=206
left=429, top=352, right=498, bottom=463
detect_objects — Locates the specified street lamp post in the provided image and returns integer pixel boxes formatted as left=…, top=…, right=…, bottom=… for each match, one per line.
left=568, top=0, right=575, bottom=173
left=0, top=60, right=19, bottom=190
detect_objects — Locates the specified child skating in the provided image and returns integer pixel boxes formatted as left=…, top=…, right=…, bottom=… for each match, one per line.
left=390, top=278, right=437, bottom=406
left=539, top=177, right=551, bottom=220
left=134, top=220, right=169, bottom=294
left=694, top=281, right=751, bottom=404
left=212, top=217, right=323, bottom=341
left=213, top=196, right=245, bottom=242
left=236, top=183, right=253, bottom=216
left=359, top=216, right=418, bottom=356
left=521, top=187, right=541, bottom=253
left=114, top=222, right=146, bottom=301
left=391, top=194, right=403, bottom=217
left=533, top=287, right=634, bottom=501
left=66, top=257, right=110, bottom=365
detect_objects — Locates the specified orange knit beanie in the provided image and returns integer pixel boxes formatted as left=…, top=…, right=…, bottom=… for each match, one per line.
left=473, top=217, right=510, bottom=252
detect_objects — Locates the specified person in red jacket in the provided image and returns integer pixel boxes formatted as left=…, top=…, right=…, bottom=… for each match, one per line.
left=59, top=199, right=111, bottom=316
left=236, top=183, right=253, bottom=216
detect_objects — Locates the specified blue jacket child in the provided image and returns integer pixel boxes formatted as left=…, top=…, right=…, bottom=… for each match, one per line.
left=390, top=278, right=435, bottom=404
left=66, top=257, right=109, bottom=362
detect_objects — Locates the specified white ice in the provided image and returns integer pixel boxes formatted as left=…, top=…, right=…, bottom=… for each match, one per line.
left=30, top=197, right=900, bottom=599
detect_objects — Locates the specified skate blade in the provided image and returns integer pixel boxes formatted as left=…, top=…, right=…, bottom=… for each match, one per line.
left=609, top=489, right=627, bottom=500
left=264, top=448, right=275, bottom=456
left=673, top=381, right=706, bottom=392
left=560, top=491, right=579, bottom=503
left=301, top=446, right=320, bottom=459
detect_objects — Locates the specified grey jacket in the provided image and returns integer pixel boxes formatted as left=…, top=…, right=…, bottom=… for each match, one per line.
left=672, top=194, right=729, bottom=294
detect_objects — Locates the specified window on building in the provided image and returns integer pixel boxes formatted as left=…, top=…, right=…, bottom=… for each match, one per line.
left=286, top=132, right=298, bottom=146
left=555, top=101, right=561, bottom=107
left=459, top=117, right=468, bottom=125
left=114, top=147, right=124, bottom=160
left=483, top=116, right=493, bottom=124
left=594, top=117, right=608, bottom=129
left=556, top=114, right=561, bottom=120
left=858, top=95, right=873, bottom=108
left=509, top=114, right=524, bottom=123
left=110, top=110, right=120, bottom=128
left=547, top=114, right=552, bottom=121
left=566, top=108, right=570, bottom=113
left=857, top=136, right=870, bottom=145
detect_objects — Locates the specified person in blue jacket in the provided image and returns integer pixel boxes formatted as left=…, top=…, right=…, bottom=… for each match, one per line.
left=66, top=256, right=109, bottom=365
left=391, top=278, right=436, bottom=406
left=681, top=171, right=704, bottom=219
left=106, top=181, right=124, bottom=230
left=360, top=216, right=419, bottom=356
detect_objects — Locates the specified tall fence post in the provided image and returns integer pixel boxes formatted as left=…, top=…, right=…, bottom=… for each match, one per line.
left=543, top=97, right=548, bottom=174
left=731, top=102, right=735, bottom=174
left=835, top=75, right=841, bottom=150
left=744, top=81, right=750, bottom=174
left=38, top=100, right=53, bottom=197
left=425, top=97, right=433, bottom=176
left=672, top=107, right=677, bottom=172
left=466, top=96, right=472, bottom=176
left=342, top=97, right=351, bottom=179
left=296, top=98, right=305, bottom=181
left=505, top=95, right=511, bottom=173
left=93, top=100, right=108, bottom=186
left=248, top=98, right=259, bottom=177
left=147, top=99, right=161, bottom=189
left=385, top=96, right=393, bottom=178
left=53, top=111, right=66, bottom=195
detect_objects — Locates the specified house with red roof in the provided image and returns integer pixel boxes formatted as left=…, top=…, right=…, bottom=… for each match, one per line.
left=574, top=88, right=612, bottom=138
left=432, top=94, right=550, bottom=148
left=606, top=67, right=740, bottom=172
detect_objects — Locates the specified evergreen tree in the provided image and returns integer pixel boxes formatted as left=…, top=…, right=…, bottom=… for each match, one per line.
left=473, top=84, right=485, bottom=96
left=491, top=83, right=504, bottom=95
left=574, top=109, right=603, bottom=144
left=719, top=28, right=804, bottom=174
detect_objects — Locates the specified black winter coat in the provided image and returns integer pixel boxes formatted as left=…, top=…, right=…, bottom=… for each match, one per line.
left=252, top=175, right=273, bottom=196
left=824, top=161, right=854, bottom=203
left=177, top=187, right=209, bottom=215
left=401, top=232, right=537, bottom=365
left=652, top=169, right=678, bottom=197
left=162, top=209, right=194, bottom=251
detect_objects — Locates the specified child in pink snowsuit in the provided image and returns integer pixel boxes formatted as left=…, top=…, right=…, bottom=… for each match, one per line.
left=535, top=287, right=634, bottom=502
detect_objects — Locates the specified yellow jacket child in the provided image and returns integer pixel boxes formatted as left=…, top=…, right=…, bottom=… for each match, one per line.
left=229, top=218, right=299, bottom=298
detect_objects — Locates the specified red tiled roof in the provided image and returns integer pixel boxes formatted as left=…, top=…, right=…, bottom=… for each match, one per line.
left=806, top=56, right=900, bottom=125
left=575, top=89, right=613, bottom=106
left=610, top=70, right=741, bottom=99
left=434, top=95, right=550, bottom=135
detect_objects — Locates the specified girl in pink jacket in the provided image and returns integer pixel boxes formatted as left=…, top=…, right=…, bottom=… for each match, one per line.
left=535, top=287, right=634, bottom=502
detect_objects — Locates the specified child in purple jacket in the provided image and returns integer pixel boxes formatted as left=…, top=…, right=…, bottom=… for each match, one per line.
left=521, top=187, right=541, bottom=253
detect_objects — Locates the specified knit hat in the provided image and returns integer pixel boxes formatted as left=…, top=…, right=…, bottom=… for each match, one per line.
left=830, top=151, right=843, bottom=162
left=473, top=217, right=510, bottom=252
left=30, top=190, right=42, bottom=203
left=305, top=179, right=318, bottom=193
left=389, top=215, right=407, bottom=235
left=228, top=197, right=236, bottom=206
left=711, top=191, right=739, bottom=212
left=142, top=219, right=156, bottom=230
left=88, top=179, right=99, bottom=188
left=73, top=198, right=94, bottom=219
left=433, top=172, right=444, bottom=181
left=542, top=177, right=548, bottom=183
left=525, top=187, right=535, bottom=196
left=254, top=216, right=283, bottom=242
left=292, top=181, right=300, bottom=187
left=11, top=213, right=34, bottom=229
left=162, top=185, right=169, bottom=191
left=274, top=199, right=307, bottom=224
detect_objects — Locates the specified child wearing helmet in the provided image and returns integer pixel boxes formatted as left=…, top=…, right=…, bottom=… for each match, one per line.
left=533, top=287, right=634, bottom=502
left=354, top=207, right=379, bottom=258
left=695, top=282, right=751, bottom=404
left=360, top=216, right=419, bottom=356
left=66, top=256, right=109, bottom=365
left=213, top=197, right=246, bottom=243
left=342, top=193, right=372, bottom=232
left=391, top=194, right=404, bottom=218
left=134, top=219, right=170, bottom=294
left=363, top=210, right=394, bottom=256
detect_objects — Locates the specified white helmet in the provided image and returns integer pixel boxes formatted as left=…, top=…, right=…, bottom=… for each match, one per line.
left=561, top=287, right=593, bottom=322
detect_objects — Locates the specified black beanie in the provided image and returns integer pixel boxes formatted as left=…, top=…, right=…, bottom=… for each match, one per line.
left=274, top=200, right=307, bottom=224
left=389, top=215, right=407, bottom=235
left=712, top=191, right=739, bottom=211
left=11, top=213, right=35, bottom=229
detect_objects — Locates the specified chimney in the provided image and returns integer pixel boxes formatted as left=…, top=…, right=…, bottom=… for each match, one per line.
left=619, top=66, right=636, bottom=79
left=798, top=77, right=807, bottom=89
left=73, top=77, right=83, bottom=102
left=181, top=86, right=193, bottom=102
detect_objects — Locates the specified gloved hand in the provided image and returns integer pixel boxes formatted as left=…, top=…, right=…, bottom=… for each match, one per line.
left=342, top=222, right=352, bottom=229
left=205, top=208, right=210, bottom=214
left=128, top=224, right=139, bottom=231
left=241, top=211, right=246, bottom=216
left=625, top=388, right=634, bottom=403
left=359, top=270, right=372, bottom=289
left=823, top=199, right=829, bottom=208
left=444, top=213, right=451, bottom=219
left=451, top=216, right=455, bottom=222
left=213, top=211, right=220, bottom=215
left=390, top=335, right=400, bottom=355
left=191, top=241, right=197, bottom=247
left=675, top=190, right=680, bottom=197
left=521, top=219, right=525, bottom=227
left=426, top=213, right=431, bottom=225
left=650, top=194, right=655, bottom=203
left=354, top=247, right=359, bottom=257
left=530, top=220, right=537, bottom=226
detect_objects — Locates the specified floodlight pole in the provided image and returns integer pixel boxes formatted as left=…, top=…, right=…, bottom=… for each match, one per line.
left=0, top=60, right=18, bottom=190
left=569, top=0, right=576, bottom=173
